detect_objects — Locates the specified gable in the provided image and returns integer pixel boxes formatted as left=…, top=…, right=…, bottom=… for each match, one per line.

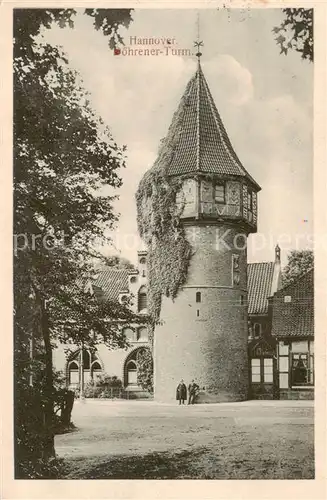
left=271, top=269, right=314, bottom=338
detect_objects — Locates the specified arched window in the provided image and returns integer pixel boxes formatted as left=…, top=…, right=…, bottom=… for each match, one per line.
left=82, top=349, right=91, bottom=370
left=254, top=323, right=261, bottom=338
left=126, top=360, right=137, bottom=385
left=196, top=291, right=201, bottom=303
left=91, top=361, right=102, bottom=380
left=139, top=257, right=146, bottom=264
left=68, top=361, right=79, bottom=385
left=123, top=347, right=152, bottom=389
left=138, top=286, right=147, bottom=312
left=123, top=327, right=135, bottom=342
left=67, top=349, right=102, bottom=387
left=138, top=327, right=148, bottom=342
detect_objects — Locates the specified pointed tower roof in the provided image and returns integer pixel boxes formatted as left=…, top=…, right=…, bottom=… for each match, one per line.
left=165, top=62, right=260, bottom=191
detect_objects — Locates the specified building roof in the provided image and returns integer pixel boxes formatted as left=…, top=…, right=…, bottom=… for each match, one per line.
left=92, top=261, right=276, bottom=317
left=93, top=267, right=130, bottom=301
left=90, top=248, right=282, bottom=319
left=247, top=262, right=275, bottom=315
left=271, top=268, right=314, bottom=338
left=161, top=62, right=260, bottom=190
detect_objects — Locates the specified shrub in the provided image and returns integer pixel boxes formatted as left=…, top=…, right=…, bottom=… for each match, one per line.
left=16, top=457, right=66, bottom=479
left=98, top=374, right=123, bottom=388
left=83, top=383, right=104, bottom=398
left=98, top=388, right=122, bottom=399
left=83, top=374, right=123, bottom=398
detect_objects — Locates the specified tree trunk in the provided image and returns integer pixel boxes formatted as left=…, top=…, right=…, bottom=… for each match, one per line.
left=29, top=331, right=34, bottom=387
left=60, top=390, right=74, bottom=427
left=39, top=295, right=56, bottom=459
left=79, top=342, right=84, bottom=400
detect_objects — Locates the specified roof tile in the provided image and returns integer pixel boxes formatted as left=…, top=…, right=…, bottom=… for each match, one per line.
left=165, top=63, right=260, bottom=190
left=94, top=267, right=130, bottom=301
left=247, top=262, right=274, bottom=315
left=93, top=262, right=276, bottom=318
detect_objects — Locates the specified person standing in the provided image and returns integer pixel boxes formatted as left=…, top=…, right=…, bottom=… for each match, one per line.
left=176, top=379, right=187, bottom=405
left=188, top=380, right=199, bottom=405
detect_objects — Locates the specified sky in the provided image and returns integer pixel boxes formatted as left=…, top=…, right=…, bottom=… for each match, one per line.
left=42, top=8, right=313, bottom=267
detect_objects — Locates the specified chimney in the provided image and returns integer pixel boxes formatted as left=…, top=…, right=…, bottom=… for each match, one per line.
left=275, top=243, right=281, bottom=264
left=271, top=243, right=282, bottom=295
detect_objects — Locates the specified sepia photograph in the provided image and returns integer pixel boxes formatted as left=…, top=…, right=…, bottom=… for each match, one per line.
left=11, top=5, right=317, bottom=484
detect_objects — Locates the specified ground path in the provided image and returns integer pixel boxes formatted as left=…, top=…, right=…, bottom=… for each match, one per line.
left=55, top=399, right=314, bottom=479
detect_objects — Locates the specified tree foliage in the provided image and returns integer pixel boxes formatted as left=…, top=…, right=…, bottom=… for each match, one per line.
left=273, top=8, right=313, bottom=62
left=14, top=15, right=137, bottom=353
left=136, top=348, right=154, bottom=394
left=14, top=8, right=132, bottom=58
left=104, top=255, right=135, bottom=269
left=282, top=250, right=314, bottom=287
left=14, top=8, right=134, bottom=475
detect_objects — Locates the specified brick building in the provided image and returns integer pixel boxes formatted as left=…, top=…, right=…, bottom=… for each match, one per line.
left=137, top=58, right=261, bottom=402
left=247, top=245, right=282, bottom=399
left=270, top=268, right=314, bottom=400
left=53, top=251, right=152, bottom=398
left=53, top=251, right=314, bottom=401
left=53, top=61, right=314, bottom=402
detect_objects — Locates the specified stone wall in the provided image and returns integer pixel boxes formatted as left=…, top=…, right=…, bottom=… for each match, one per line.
left=154, top=223, right=249, bottom=403
left=279, top=389, right=314, bottom=400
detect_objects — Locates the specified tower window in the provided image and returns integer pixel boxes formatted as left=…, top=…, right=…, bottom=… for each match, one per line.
left=138, top=286, right=147, bottom=312
left=240, top=295, right=244, bottom=305
left=139, top=257, right=146, bottom=264
left=214, top=183, right=225, bottom=204
left=142, top=270, right=146, bottom=277
left=196, top=309, right=200, bottom=317
left=196, top=292, right=201, bottom=303
left=247, top=191, right=255, bottom=221
left=247, top=192, right=252, bottom=210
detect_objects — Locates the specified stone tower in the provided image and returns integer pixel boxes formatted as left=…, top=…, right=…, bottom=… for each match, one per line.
left=138, top=58, right=261, bottom=403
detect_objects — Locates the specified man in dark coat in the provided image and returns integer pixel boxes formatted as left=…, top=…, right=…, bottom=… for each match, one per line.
left=188, top=380, right=200, bottom=405
left=176, top=379, right=187, bottom=405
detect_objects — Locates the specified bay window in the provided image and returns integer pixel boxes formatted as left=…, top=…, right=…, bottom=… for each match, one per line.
left=279, top=340, right=314, bottom=388
left=291, top=340, right=314, bottom=386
